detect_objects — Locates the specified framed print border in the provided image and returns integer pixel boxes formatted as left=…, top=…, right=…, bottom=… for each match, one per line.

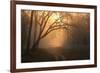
left=10, top=0, right=97, bottom=73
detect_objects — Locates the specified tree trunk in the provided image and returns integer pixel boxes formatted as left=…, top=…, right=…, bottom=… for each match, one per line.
left=26, top=11, right=34, bottom=54
left=32, top=39, right=40, bottom=49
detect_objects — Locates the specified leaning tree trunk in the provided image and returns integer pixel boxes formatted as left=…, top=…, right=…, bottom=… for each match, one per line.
left=31, top=38, right=41, bottom=49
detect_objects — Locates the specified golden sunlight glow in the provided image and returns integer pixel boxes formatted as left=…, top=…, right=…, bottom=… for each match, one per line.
left=45, top=13, right=68, bottom=48
left=51, top=13, right=61, bottom=24
left=49, top=29, right=66, bottom=48
left=53, top=13, right=60, bottom=20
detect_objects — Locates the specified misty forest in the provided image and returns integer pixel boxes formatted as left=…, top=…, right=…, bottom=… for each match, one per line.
left=21, top=10, right=90, bottom=63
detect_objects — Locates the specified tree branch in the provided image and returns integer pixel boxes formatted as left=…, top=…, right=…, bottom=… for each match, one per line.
left=40, top=26, right=70, bottom=39
left=38, top=11, right=46, bottom=26
left=40, top=12, right=52, bottom=35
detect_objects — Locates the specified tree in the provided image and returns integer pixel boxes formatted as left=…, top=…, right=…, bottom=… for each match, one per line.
left=33, top=11, right=75, bottom=47
left=21, top=10, right=77, bottom=57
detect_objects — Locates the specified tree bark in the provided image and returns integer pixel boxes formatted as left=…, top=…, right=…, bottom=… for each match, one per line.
left=26, top=11, right=34, bottom=53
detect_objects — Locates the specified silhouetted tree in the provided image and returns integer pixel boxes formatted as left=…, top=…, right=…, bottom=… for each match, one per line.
left=31, top=11, right=75, bottom=49
left=21, top=10, right=78, bottom=57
